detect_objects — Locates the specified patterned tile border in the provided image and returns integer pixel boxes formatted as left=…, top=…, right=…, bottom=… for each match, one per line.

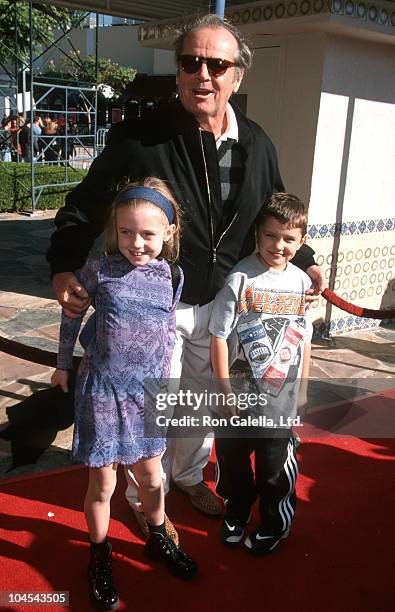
left=228, top=0, right=395, bottom=28
left=313, top=313, right=394, bottom=336
left=138, top=0, right=395, bottom=42
left=307, top=217, right=395, bottom=239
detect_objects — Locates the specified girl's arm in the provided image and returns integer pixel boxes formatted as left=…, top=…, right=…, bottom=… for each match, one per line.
left=52, top=256, right=100, bottom=392
left=57, top=311, right=85, bottom=370
left=51, top=368, right=70, bottom=393
left=52, top=310, right=85, bottom=394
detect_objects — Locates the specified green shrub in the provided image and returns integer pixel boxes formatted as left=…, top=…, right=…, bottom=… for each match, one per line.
left=0, top=162, right=88, bottom=212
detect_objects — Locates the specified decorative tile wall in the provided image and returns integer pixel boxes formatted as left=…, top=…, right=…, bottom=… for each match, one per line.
left=309, top=219, right=395, bottom=336
left=307, top=217, right=395, bottom=240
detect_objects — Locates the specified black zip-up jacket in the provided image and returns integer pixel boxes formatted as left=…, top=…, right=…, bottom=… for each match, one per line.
left=47, top=100, right=315, bottom=305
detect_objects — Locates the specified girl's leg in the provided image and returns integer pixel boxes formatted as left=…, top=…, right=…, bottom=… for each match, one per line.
left=131, top=456, right=163, bottom=526
left=133, top=455, right=197, bottom=580
left=84, top=465, right=117, bottom=543
left=85, top=465, right=119, bottom=610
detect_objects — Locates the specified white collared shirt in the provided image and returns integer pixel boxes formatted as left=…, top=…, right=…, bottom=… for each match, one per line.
left=216, top=103, right=239, bottom=149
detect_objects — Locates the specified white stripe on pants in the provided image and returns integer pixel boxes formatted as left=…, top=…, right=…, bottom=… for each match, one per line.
left=125, top=300, right=214, bottom=510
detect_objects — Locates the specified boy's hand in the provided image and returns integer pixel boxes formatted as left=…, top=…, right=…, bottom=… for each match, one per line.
left=51, top=369, right=70, bottom=393
left=213, top=380, right=239, bottom=419
left=210, top=336, right=240, bottom=417
left=297, top=391, right=308, bottom=411
left=222, top=392, right=240, bottom=419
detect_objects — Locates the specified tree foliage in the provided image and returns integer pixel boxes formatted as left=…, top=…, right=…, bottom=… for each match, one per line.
left=45, top=52, right=137, bottom=100
left=0, top=1, right=85, bottom=66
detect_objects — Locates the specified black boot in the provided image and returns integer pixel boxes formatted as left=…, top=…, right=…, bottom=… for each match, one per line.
left=144, top=532, right=198, bottom=580
left=88, top=539, right=119, bottom=611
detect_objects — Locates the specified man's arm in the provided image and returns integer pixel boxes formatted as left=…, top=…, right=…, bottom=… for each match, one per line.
left=46, top=125, right=127, bottom=315
left=304, top=265, right=325, bottom=295
left=46, top=115, right=138, bottom=277
left=292, top=244, right=325, bottom=296
left=52, top=272, right=90, bottom=318
left=46, top=145, right=120, bottom=276
left=291, top=242, right=315, bottom=271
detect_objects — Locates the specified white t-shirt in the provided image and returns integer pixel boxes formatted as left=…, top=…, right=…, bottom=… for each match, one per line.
left=209, top=254, right=312, bottom=419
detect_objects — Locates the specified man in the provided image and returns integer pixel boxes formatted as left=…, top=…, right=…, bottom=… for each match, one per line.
left=20, top=115, right=42, bottom=163
left=47, top=15, right=324, bottom=541
left=0, top=116, right=12, bottom=162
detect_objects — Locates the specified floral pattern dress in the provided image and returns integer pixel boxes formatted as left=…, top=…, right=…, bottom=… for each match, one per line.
left=57, top=253, right=183, bottom=468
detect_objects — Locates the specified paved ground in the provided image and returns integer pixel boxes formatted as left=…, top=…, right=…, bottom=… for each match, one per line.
left=0, top=211, right=394, bottom=479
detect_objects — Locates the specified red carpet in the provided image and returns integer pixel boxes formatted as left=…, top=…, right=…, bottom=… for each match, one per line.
left=1, top=400, right=395, bottom=611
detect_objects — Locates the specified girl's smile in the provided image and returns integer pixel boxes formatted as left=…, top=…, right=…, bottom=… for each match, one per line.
left=116, top=205, right=175, bottom=266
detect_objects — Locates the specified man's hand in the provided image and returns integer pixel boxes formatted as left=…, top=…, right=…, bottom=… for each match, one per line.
left=305, top=264, right=325, bottom=305
left=52, top=272, right=90, bottom=318
left=51, top=369, right=69, bottom=393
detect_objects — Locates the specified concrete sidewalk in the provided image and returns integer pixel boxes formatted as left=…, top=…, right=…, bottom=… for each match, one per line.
left=0, top=211, right=394, bottom=479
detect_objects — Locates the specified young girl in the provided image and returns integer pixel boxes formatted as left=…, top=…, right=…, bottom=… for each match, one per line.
left=51, top=177, right=197, bottom=611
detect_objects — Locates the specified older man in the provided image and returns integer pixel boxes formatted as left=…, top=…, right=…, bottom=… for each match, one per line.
left=47, top=15, right=323, bottom=540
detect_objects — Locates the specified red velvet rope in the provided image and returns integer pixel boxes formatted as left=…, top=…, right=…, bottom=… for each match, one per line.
left=0, top=291, right=393, bottom=366
left=322, top=288, right=395, bottom=320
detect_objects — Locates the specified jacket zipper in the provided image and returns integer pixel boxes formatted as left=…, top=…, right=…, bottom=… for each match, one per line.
left=198, top=130, right=238, bottom=263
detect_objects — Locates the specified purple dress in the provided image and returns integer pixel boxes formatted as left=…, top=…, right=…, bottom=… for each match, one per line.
left=57, top=253, right=183, bottom=468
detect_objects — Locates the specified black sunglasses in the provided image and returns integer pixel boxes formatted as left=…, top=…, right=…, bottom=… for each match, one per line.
left=179, top=54, right=239, bottom=77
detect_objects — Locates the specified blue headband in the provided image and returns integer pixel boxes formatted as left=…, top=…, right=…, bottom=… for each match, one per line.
left=116, top=186, right=175, bottom=223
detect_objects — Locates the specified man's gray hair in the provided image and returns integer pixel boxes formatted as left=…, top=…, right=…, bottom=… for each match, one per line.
left=174, top=14, right=253, bottom=77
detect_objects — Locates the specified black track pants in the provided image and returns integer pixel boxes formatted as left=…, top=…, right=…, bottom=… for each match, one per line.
left=215, top=433, right=298, bottom=534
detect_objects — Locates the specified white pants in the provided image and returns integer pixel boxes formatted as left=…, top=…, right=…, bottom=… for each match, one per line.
left=125, top=300, right=214, bottom=510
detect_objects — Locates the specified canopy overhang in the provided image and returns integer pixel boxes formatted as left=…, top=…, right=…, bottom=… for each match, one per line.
left=36, top=0, right=245, bottom=22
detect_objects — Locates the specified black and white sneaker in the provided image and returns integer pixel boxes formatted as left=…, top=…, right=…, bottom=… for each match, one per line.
left=244, top=527, right=289, bottom=555
left=220, top=515, right=250, bottom=547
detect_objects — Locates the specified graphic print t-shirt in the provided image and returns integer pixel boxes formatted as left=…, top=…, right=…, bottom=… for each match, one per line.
left=209, top=254, right=312, bottom=416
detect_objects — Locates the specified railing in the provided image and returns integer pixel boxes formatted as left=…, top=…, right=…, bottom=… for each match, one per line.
left=96, top=128, right=109, bottom=155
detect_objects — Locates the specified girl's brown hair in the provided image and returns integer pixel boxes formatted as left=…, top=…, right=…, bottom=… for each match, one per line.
left=104, top=177, right=182, bottom=263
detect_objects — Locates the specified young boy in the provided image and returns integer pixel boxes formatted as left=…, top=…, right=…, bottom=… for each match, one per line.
left=209, top=193, right=312, bottom=555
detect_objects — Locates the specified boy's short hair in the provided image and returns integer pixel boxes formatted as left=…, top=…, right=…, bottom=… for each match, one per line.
left=256, top=193, right=308, bottom=235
